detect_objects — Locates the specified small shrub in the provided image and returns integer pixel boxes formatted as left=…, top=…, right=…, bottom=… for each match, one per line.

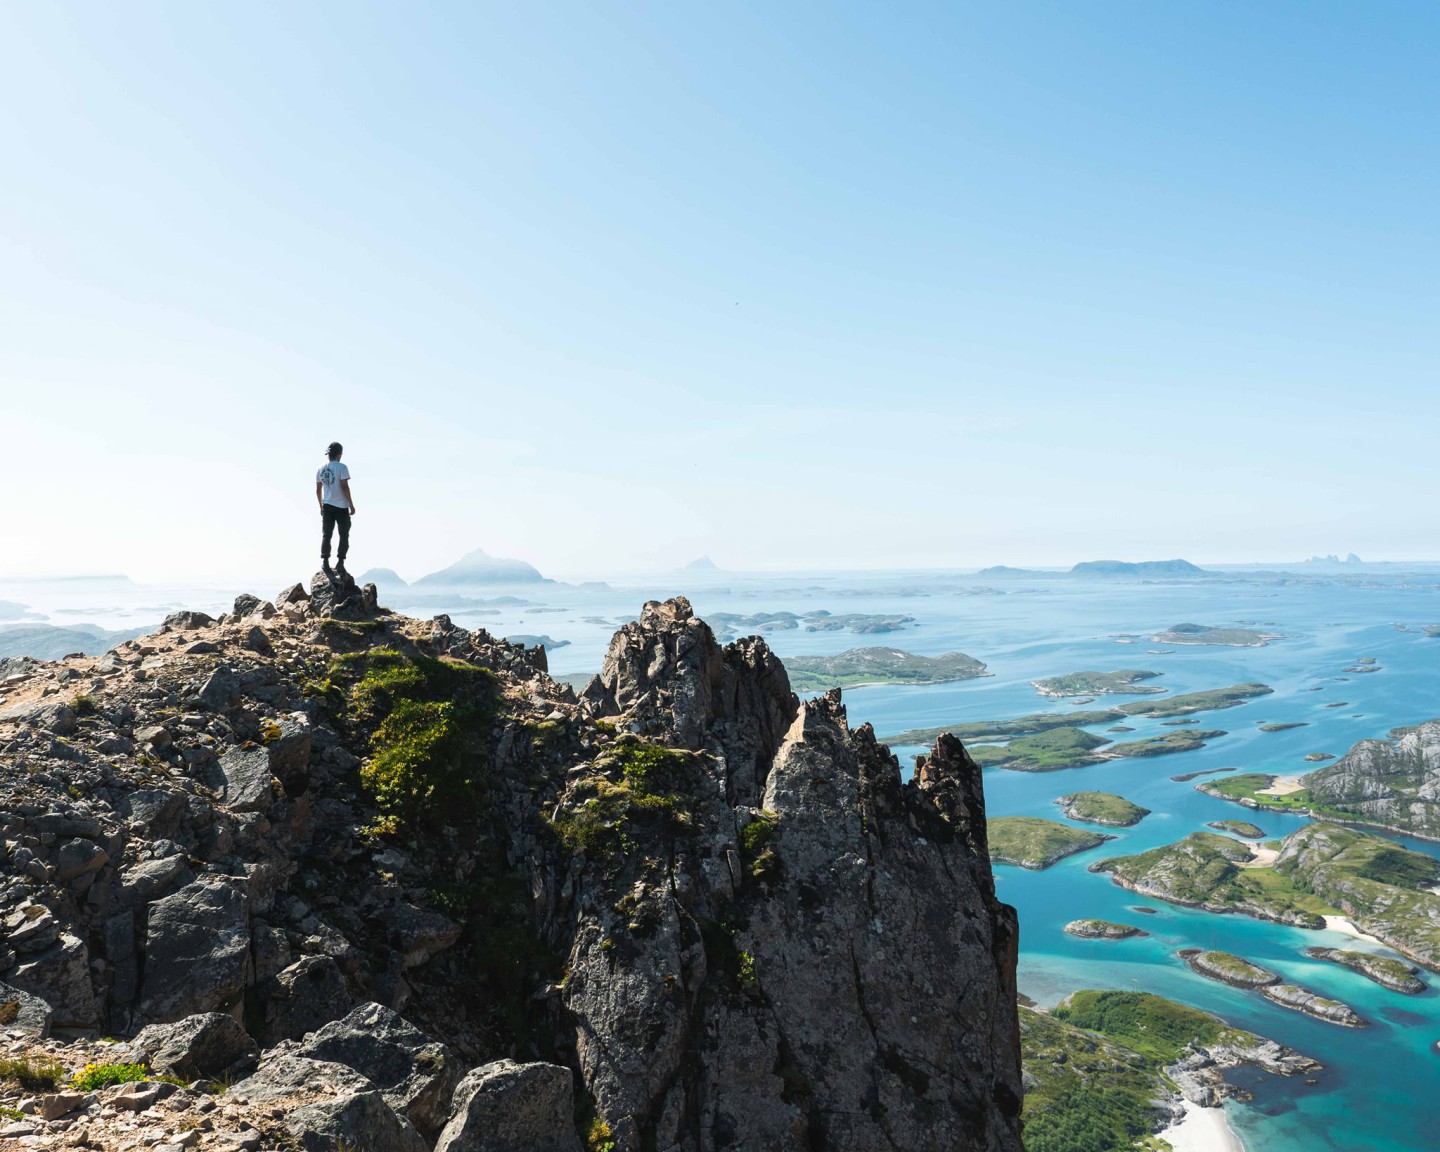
left=71, top=1062, right=149, bottom=1091
left=585, top=1116, right=615, bottom=1152
left=0, top=1055, right=64, bottom=1091
left=72, top=694, right=98, bottom=716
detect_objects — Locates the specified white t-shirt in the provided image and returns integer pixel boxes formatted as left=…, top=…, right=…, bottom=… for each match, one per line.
left=317, top=461, right=351, bottom=508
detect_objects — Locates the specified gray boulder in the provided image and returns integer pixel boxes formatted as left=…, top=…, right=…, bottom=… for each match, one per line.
left=0, top=699, right=77, bottom=734
left=197, top=665, right=241, bottom=711
left=275, top=583, right=310, bottom=607
left=434, top=1060, right=582, bottom=1152
left=8, top=931, right=96, bottom=1028
left=0, top=979, right=54, bottom=1038
left=289, top=1091, right=428, bottom=1152
left=263, top=718, right=312, bottom=792
left=165, top=610, right=216, bottom=629
left=206, top=746, right=274, bottom=812
left=253, top=955, right=353, bottom=1045
left=138, top=880, right=250, bottom=1022
left=233, top=1051, right=425, bottom=1152
left=233, top=594, right=263, bottom=617
left=295, top=1002, right=460, bottom=1136
left=130, top=1012, right=259, bottom=1079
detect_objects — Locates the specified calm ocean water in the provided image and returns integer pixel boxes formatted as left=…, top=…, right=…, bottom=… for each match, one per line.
left=8, top=566, right=1440, bottom=1151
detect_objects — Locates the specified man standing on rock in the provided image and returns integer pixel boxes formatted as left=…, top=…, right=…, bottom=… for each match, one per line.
left=316, top=441, right=355, bottom=576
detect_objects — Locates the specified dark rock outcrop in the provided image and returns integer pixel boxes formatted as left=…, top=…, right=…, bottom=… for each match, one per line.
left=434, top=1060, right=582, bottom=1152
left=0, top=592, right=1021, bottom=1152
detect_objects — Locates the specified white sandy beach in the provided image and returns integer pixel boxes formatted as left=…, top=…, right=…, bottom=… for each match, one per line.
left=1257, top=775, right=1305, bottom=796
left=1323, top=914, right=1384, bottom=945
left=1158, top=1100, right=1245, bottom=1152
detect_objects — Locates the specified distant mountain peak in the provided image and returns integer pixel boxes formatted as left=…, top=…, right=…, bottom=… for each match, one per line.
left=684, top=555, right=720, bottom=571
left=413, top=547, right=548, bottom=586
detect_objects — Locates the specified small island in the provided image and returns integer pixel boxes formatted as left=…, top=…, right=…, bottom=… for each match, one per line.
left=1305, top=752, right=1336, bottom=762
left=1209, top=819, right=1266, bottom=838
left=781, top=647, right=988, bottom=694
left=879, top=681, right=1273, bottom=745
left=1160, top=717, right=1200, bottom=726
left=1065, top=919, right=1148, bottom=940
left=969, top=728, right=1112, bottom=771
left=1260, top=984, right=1368, bottom=1027
left=1102, top=729, right=1226, bottom=758
left=1116, top=682, right=1273, bottom=718
left=1056, top=791, right=1150, bottom=827
left=1030, top=669, right=1164, bottom=697
left=1181, top=949, right=1278, bottom=988
left=987, top=817, right=1114, bottom=869
left=1260, top=722, right=1308, bottom=732
left=1179, top=952, right=1367, bottom=1025
left=1150, top=622, right=1280, bottom=647
left=1304, top=947, right=1426, bottom=994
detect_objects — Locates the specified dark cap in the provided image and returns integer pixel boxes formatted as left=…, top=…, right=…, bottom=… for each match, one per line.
left=326, top=442, right=343, bottom=457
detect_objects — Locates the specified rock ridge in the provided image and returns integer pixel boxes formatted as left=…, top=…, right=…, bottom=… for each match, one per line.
left=0, top=587, right=1021, bottom=1151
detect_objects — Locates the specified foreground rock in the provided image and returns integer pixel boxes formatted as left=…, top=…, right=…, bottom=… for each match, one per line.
left=0, top=591, right=1023, bottom=1151
left=435, top=1059, right=581, bottom=1152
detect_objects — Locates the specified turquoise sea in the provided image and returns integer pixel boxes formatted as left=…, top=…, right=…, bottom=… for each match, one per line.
left=8, top=565, right=1440, bottom=1151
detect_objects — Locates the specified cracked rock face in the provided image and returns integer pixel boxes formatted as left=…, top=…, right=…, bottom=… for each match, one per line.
left=555, top=597, right=1022, bottom=1151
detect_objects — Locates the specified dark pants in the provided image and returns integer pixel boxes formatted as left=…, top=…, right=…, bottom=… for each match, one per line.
left=321, top=505, right=351, bottom=561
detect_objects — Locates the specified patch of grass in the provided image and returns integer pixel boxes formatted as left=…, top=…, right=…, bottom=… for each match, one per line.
left=549, top=738, right=700, bottom=863
left=337, top=649, right=499, bottom=832
left=1020, top=1005, right=1170, bottom=1152
left=739, top=812, right=778, bottom=881
left=0, top=1055, right=64, bottom=1091
left=1053, top=990, right=1245, bottom=1064
left=72, top=694, right=98, bottom=716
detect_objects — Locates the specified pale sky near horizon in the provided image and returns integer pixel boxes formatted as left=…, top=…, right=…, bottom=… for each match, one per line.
left=3, top=2, right=1438, bottom=582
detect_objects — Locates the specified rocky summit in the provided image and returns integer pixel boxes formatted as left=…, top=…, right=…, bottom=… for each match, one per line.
left=0, top=583, right=1021, bottom=1151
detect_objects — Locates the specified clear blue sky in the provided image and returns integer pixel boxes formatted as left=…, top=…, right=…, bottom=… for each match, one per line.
left=2, top=2, right=1437, bottom=580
